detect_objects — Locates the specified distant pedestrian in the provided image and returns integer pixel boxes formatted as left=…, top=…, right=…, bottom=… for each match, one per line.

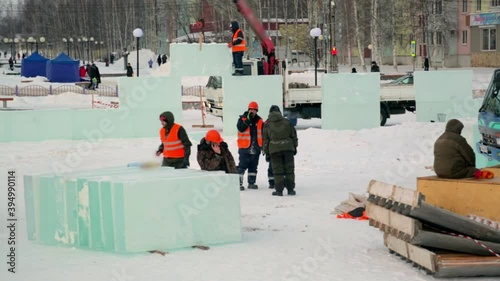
left=370, top=61, right=380, bottom=72
left=424, top=57, right=430, bottom=71
left=148, top=58, right=153, bottom=68
left=126, top=63, right=134, bottom=77
left=157, top=54, right=162, bottom=66
left=162, top=54, right=167, bottom=64
left=351, top=67, right=357, bottom=73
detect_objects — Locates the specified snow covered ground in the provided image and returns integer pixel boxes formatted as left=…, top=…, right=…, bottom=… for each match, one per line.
left=0, top=58, right=498, bottom=281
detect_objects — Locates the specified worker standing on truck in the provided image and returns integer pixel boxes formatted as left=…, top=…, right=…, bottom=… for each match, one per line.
left=237, top=101, right=263, bottom=190
left=228, top=21, right=246, bottom=76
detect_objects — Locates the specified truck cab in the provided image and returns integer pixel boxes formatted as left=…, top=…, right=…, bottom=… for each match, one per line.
left=477, top=69, right=500, bottom=160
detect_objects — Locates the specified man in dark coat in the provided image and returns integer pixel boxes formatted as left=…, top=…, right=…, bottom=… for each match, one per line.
left=126, top=63, right=133, bottom=77
left=263, top=105, right=298, bottom=196
left=162, top=54, right=167, bottom=64
left=197, top=130, right=237, bottom=174
left=156, top=111, right=192, bottom=168
left=424, top=57, right=430, bottom=71
left=370, top=61, right=380, bottom=72
left=157, top=54, right=162, bottom=66
left=433, top=119, right=478, bottom=179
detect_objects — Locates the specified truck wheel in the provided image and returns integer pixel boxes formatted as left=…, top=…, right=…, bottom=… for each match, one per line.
left=380, top=108, right=388, bottom=126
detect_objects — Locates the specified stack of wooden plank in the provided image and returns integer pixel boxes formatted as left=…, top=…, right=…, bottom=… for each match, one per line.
left=366, top=180, right=500, bottom=278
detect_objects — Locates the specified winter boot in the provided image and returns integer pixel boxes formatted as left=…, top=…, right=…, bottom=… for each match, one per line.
left=287, top=189, right=296, bottom=196
left=272, top=191, right=283, bottom=196
left=269, top=184, right=275, bottom=189
left=248, top=184, right=258, bottom=189
left=240, top=185, right=245, bottom=191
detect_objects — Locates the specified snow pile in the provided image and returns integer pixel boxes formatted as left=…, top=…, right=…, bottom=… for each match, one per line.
left=115, top=49, right=157, bottom=70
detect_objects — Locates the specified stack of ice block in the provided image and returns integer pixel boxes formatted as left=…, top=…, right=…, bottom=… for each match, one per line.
left=23, top=166, right=241, bottom=253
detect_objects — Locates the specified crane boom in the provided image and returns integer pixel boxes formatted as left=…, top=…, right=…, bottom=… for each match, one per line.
left=233, top=0, right=277, bottom=74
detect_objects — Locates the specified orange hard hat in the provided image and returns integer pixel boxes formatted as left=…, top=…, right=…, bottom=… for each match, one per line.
left=205, top=129, right=223, bottom=144
left=248, top=101, right=259, bottom=110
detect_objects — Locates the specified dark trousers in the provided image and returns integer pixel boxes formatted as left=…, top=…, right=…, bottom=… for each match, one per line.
left=238, top=152, right=260, bottom=186
left=162, top=157, right=185, bottom=169
left=268, top=161, right=274, bottom=186
left=232, top=51, right=244, bottom=74
left=270, top=151, right=295, bottom=193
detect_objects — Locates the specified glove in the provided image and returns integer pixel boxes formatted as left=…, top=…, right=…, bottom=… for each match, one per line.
left=294, top=149, right=297, bottom=156
left=182, top=157, right=190, bottom=168
left=156, top=150, right=162, bottom=156
left=474, top=169, right=494, bottom=179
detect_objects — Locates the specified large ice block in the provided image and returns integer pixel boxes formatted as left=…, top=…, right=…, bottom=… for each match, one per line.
left=170, top=43, right=232, bottom=77
left=222, top=75, right=283, bottom=136
left=322, top=73, right=380, bottom=130
left=415, top=70, right=476, bottom=122
left=23, top=167, right=241, bottom=253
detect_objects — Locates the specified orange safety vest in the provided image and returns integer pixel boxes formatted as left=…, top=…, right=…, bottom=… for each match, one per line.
left=232, top=29, right=246, bottom=53
left=160, top=124, right=185, bottom=158
left=238, top=119, right=263, bottom=149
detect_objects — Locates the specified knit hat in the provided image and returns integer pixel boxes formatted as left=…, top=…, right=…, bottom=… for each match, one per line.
left=269, top=105, right=281, bottom=113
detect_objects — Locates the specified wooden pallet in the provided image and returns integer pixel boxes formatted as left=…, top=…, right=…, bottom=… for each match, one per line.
left=367, top=203, right=500, bottom=256
left=367, top=180, right=500, bottom=243
left=385, top=233, right=500, bottom=278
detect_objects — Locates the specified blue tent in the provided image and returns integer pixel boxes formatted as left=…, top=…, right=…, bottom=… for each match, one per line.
left=21, top=52, right=49, bottom=78
left=46, top=52, right=79, bottom=83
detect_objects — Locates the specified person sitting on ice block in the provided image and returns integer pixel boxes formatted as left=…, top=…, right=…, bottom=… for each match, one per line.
left=434, top=119, right=493, bottom=179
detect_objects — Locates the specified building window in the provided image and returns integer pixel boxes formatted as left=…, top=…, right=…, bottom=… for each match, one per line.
left=482, top=28, right=497, bottom=50
left=422, top=32, right=427, bottom=44
left=430, top=32, right=443, bottom=45
left=462, top=30, right=468, bottom=44
left=434, top=0, right=443, bottom=14
left=463, top=0, right=468, bottom=12
left=477, top=0, right=481, bottom=10
left=493, top=0, right=500, bottom=7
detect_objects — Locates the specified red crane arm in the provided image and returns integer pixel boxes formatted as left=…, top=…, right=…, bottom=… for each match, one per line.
left=233, top=0, right=277, bottom=74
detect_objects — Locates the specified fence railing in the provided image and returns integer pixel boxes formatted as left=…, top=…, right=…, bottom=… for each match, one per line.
left=182, top=85, right=205, bottom=97
left=0, top=84, right=119, bottom=97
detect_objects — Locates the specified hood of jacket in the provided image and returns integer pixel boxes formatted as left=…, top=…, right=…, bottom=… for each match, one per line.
left=267, top=111, right=285, bottom=122
left=160, top=111, right=175, bottom=130
left=445, top=119, right=464, bottom=134
left=231, top=21, right=239, bottom=33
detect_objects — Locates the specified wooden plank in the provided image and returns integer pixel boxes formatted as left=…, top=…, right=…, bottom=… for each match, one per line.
left=368, top=180, right=422, bottom=207
left=385, top=234, right=500, bottom=278
left=366, top=203, right=418, bottom=238
left=384, top=233, right=437, bottom=272
left=417, top=176, right=500, bottom=221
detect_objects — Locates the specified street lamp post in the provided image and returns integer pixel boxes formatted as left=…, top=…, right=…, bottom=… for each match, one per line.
left=69, top=38, right=73, bottom=57
left=310, top=27, right=322, bottom=86
left=27, top=37, right=35, bottom=54
left=133, top=28, right=144, bottom=77
left=82, top=37, right=88, bottom=64
left=330, top=1, right=337, bottom=73
left=63, top=38, right=69, bottom=54
left=89, top=37, right=94, bottom=62
left=36, top=37, right=45, bottom=52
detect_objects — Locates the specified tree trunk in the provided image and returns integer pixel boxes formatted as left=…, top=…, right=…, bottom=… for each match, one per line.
left=391, top=0, right=398, bottom=71
left=353, top=0, right=366, bottom=71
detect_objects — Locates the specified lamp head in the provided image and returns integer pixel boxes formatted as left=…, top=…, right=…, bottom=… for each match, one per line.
left=309, top=28, right=322, bottom=38
left=133, top=28, right=144, bottom=38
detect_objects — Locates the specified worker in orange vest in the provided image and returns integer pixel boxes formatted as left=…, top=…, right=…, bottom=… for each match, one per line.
left=237, top=101, right=263, bottom=190
left=156, top=111, right=192, bottom=168
left=228, top=21, right=246, bottom=76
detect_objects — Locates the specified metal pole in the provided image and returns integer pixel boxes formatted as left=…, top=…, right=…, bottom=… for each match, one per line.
left=329, top=3, right=333, bottom=72
left=314, top=37, right=318, bottom=86
left=67, top=42, right=70, bottom=56
left=136, top=37, right=140, bottom=77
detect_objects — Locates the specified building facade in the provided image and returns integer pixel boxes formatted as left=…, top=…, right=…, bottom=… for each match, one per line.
left=469, top=0, right=500, bottom=67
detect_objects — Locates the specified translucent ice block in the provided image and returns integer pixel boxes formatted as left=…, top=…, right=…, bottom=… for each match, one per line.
left=322, top=73, right=380, bottom=130
left=415, top=70, right=476, bottom=122
left=222, top=75, right=283, bottom=137
left=170, top=43, right=233, bottom=77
